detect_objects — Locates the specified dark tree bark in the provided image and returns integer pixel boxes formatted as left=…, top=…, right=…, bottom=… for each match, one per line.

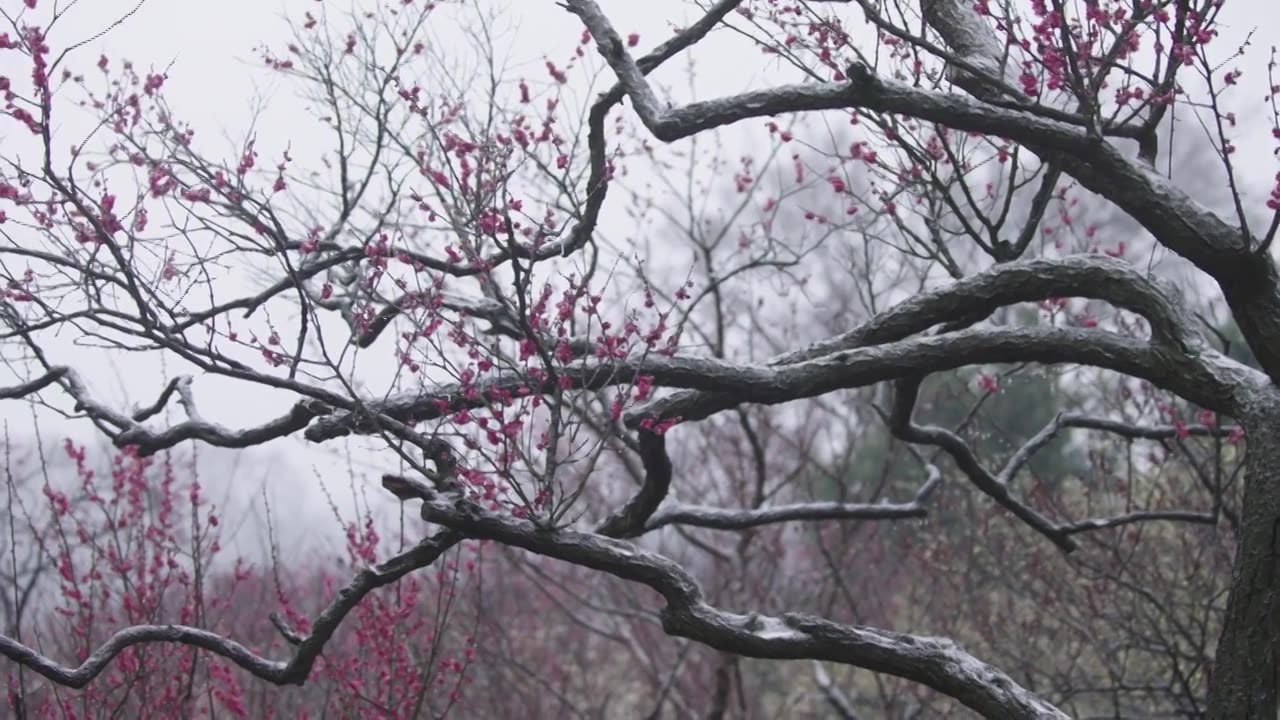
left=1210, top=401, right=1280, bottom=718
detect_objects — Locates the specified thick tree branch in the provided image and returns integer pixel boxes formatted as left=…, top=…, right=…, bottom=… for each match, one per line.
left=567, top=0, right=1090, bottom=153
left=402, top=486, right=1068, bottom=719
left=1, top=366, right=342, bottom=456
left=309, top=324, right=1199, bottom=443
left=0, top=368, right=68, bottom=400
left=630, top=256, right=1257, bottom=428
left=642, top=501, right=924, bottom=532
left=571, top=0, right=1280, bottom=382
left=917, top=0, right=1280, bottom=385
left=0, top=625, right=286, bottom=689
left=115, top=398, right=334, bottom=455
left=596, top=429, right=674, bottom=537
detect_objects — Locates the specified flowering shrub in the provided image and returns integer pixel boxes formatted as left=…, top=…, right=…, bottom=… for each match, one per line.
left=7, top=443, right=473, bottom=718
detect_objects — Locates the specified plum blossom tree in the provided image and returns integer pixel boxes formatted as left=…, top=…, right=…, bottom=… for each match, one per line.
left=0, top=0, right=1276, bottom=716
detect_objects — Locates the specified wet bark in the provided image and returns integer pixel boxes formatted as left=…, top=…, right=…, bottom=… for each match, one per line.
left=1209, top=404, right=1280, bottom=718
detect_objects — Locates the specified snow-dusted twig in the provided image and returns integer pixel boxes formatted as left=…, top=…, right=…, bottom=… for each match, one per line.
left=813, top=661, right=859, bottom=720
left=1060, top=511, right=1217, bottom=536
left=640, top=465, right=941, bottom=533
left=998, top=413, right=1243, bottom=488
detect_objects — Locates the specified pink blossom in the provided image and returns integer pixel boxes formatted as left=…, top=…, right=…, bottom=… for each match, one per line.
left=976, top=374, right=999, bottom=394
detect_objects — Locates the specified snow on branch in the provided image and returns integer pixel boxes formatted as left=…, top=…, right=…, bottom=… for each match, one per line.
left=401, top=486, right=1069, bottom=719
left=998, top=412, right=1244, bottom=488
left=1059, top=511, right=1217, bottom=536
left=0, top=367, right=337, bottom=456
left=310, top=324, right=1178, bottom=443
left=591, top=428, right=940, bottom=537
left=639, top=465, right=938, bottom=533
left=630, top=255, right=1254, bottom=428
left=565, top=0, right=1091, bottom=153
left=567, top=0, right=1272, bottom=380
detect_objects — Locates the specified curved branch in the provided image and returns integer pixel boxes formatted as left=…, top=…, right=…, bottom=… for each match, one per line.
left=571, top=0, right=1280, bottom=381
left=887, top=376, right=1076, bottom=552
left=0, top=625, right=286, bottom=689
left=129, top=376, right=189, bottom=422
left=996, top=411, right=1067, bottom=487
left=596, top=429, right=674, bottom=538
left=0, top=368, right=68, bottom=400
left=804, top=255, right=1204, bottom=355
left=0, top=530, right=459, bottom=689
left=567, top=0, right=1086, bottom=153
left=116, top=398, right=335, bottom=456
left=1060, top=511, right=1217, bottom=536
left=630, top=256, right=1255, bottom=428
left=0, top=365, right=340, bottom=456
left=632, top=465, right=941, bottom=534
left=310, top=324, right=1189, bottom=442
left=628, top=255, right=1238, bottom=427
left=411, top=490, right=1068, bottom=719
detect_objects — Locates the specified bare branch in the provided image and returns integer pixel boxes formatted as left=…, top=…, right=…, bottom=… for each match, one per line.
left=642, top=495, right=928, bottom=533
left=1058, top=415, right=1242, bottom=441
left=116, top=397, right=334, bottom=456
left=995, top=411, right=1067, bottom=487
left=999, top=413, right=1243, bottom=488
left=887, top=376, right=1076, bottom=552
left=813, top=662, right=860, bottom=720
left=1060, top=511, right=1217, bottom=536
left=129, top=375, right=189, bottom=423
left=0, top=369, right=68, bottom=400
left=0, top=625, right=286, bottom=690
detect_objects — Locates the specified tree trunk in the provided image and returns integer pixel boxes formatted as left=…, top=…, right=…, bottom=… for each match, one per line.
left=1209, top=407, right=1280, bottom=718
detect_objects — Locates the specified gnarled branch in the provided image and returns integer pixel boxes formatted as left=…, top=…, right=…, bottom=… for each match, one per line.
left=407, top=488, right=1068, bottom=719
